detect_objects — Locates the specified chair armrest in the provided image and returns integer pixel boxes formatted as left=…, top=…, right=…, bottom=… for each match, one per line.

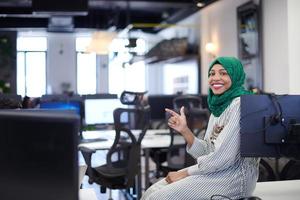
left=79, top=146, right=96, bottom=167
left=79, top=146, right=97, bottom=184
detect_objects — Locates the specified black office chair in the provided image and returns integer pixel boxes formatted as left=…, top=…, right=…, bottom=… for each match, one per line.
left=257, top=158, right=276, bottom=182
left=280, top=159, right=300, bottom=180
left=80, top=91, right=150, bottom=200
left=152, top=95, right=210, bottom=178
left=172, top=95, right=209, bottom=137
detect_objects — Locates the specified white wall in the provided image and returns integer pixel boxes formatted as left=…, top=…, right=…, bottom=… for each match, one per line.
left=47, top=33, right=76, bottom=94
left=199, top=0, right=250, bottom=94
left=287, top=0, right=300, bottom=94
left=262, top=0, right=289, bottom=94
left=199, top=0, right=300, bottom=95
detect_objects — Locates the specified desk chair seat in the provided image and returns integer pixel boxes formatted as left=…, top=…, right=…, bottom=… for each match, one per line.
left=93, top=159, right=135, bottom=188
left=81, top=91, right=150, bottom=200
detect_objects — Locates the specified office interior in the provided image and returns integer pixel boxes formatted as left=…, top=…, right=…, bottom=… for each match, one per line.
left=0, top=0, right=300, bottom=200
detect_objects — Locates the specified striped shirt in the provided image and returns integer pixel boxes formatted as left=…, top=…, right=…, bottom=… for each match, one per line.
left=141, top=97, right=260, bottom=200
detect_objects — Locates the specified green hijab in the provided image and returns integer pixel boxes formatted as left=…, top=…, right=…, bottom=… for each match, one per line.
left=207, top=57, right=252, bottom=117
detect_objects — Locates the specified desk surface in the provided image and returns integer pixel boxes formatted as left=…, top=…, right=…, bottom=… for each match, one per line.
left=79, top=189, right=98, bottom=200
left=253, top=180, right=300, bottom=200
left=79, top=129, right=185, bottom=150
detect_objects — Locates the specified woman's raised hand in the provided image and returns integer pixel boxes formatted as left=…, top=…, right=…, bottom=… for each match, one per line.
left=165, top=106, right=195, bottom=146
left=165, top=106, right=188, bottom=133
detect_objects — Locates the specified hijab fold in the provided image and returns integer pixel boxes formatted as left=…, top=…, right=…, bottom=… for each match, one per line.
left=207, top=57, right=252, bottom=117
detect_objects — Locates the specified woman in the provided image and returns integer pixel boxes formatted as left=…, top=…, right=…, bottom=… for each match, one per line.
left=141, top=57, right=260, bottom=200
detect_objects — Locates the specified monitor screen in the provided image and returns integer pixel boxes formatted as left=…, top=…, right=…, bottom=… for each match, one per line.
left=240, top=94, right=300, bottom=159
left=40, top=101, right=81, bottom=115
left=0, top=110, right=80, bottom=200
left=147, top=95, right=179, bottom=120
left=84, top=98, right=127, bottom=125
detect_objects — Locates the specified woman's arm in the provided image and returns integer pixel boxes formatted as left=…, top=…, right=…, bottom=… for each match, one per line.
left=187, top=98, right=241, bottom=175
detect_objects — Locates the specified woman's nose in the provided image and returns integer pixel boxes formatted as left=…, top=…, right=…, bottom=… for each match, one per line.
left=212, top=73, right=221, bottom=80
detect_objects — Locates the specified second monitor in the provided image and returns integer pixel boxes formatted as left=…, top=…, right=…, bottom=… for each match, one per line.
left=84, top=97, right=128, bottom=126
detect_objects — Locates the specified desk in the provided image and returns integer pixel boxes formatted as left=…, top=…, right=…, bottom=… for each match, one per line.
left=79, top=129, right=185, bottom=196
left=79, top=188, right=98, bottom=200
left=253, top=180, right=300, bottom=200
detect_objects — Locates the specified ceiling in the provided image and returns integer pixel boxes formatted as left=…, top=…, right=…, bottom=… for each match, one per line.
left=0, top=0, right=218, bottom=33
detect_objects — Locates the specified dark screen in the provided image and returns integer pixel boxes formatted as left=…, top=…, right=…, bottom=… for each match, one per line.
left=147, top=95, right=178, bottom=120
left=240, top=94, right=300, bottom=158
left=0, top=110, right=80, bottom=200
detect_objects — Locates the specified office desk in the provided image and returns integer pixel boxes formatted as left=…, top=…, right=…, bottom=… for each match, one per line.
left=79, top=129, right=185, bottom=195
left=253, top=180, right=300, bottom=200
left=79, top=188, right=98, bottom=200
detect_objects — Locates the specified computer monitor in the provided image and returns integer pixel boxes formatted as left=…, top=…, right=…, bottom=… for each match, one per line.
left=84, top=98, right=128, bottom=125
left=147, top=94, right=179, bottom=120
left=240, top=94, right=300, bottom=159
left=40, top=101, right=82, bottom=115
left=0, top=110, right=80, bottom=200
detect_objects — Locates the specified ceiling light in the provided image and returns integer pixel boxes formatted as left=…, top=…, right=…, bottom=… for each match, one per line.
left=205, top=42, right=217, bottom=58
left=86, top=31, right=117, bottom=55
left=197, top=2, right=205, bottom=8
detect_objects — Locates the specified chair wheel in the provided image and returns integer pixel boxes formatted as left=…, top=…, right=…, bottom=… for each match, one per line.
left=88, top=178, right=94, bottom=184
left=100, top=186, right=106, bottom=193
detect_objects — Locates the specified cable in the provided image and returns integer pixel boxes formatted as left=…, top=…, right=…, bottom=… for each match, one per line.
left=240, top=94, right=289, bottom=134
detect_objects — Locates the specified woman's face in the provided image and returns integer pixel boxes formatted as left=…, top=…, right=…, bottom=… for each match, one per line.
left=208, top=64, right=232, bottom=95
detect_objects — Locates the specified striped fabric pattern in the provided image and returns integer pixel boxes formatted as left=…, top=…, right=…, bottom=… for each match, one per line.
left=141, top=97, right=260, bottom=200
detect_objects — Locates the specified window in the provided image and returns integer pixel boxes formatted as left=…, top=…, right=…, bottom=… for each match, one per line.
left=76, top=37, right=97, bottom=95
left=17, top=37, right=47, bottom=97
left=109, top=38, right=146, bottom=95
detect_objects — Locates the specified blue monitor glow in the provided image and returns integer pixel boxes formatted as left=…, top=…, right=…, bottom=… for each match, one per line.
left=0, top=110, right=80, bottom=200
left=84, top=98, right=128, bottom=125
left=40, top=101, right=81, bottom=115
left=240, top=94, right=300, bottom=159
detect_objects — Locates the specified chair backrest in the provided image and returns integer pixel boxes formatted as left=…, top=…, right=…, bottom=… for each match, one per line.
left=166, top=95, right=210, bottom=169
left=106, top=104, right=150, bottom=187
left=0, top=94, right=22, bottom=109
left=173, top=95, right=202, bottom=110
left=172, top=95, right=210, bottom=138
left=120, top=90, right=148, bottom=107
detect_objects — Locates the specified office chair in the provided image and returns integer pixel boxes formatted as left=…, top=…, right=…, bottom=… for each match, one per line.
left=257, top=158, right=276, bottom=182
left=152, top=95, right=210, bottom=178
left=280, top=159, right=300, bottom=180
left=80, top=91, right=150, bottom=200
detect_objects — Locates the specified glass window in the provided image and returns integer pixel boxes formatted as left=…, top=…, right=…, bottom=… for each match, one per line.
left=17, top=37, right=47, bottom=51
left=76, top=37, right=97, bottom=95
left=17, top=37, right=47, bottom=97
left=109, top=38, right=146, bottom=95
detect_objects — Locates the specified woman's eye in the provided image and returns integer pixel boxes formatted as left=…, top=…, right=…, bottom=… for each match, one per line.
left=220, top=72, right=227, bottom=76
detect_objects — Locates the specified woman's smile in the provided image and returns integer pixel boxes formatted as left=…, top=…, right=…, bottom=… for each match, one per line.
left=208, top=64, right=232, bottom=95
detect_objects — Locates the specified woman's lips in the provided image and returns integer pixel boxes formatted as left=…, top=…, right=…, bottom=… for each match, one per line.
left=211, top=83, right=224, bottom=90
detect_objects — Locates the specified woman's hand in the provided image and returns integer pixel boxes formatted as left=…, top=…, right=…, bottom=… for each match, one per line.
left=165, top=170, right=189, bottom=184
left=165, top=107, right=188, bottom=133
left=165, top=107, right=195, bottom=147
